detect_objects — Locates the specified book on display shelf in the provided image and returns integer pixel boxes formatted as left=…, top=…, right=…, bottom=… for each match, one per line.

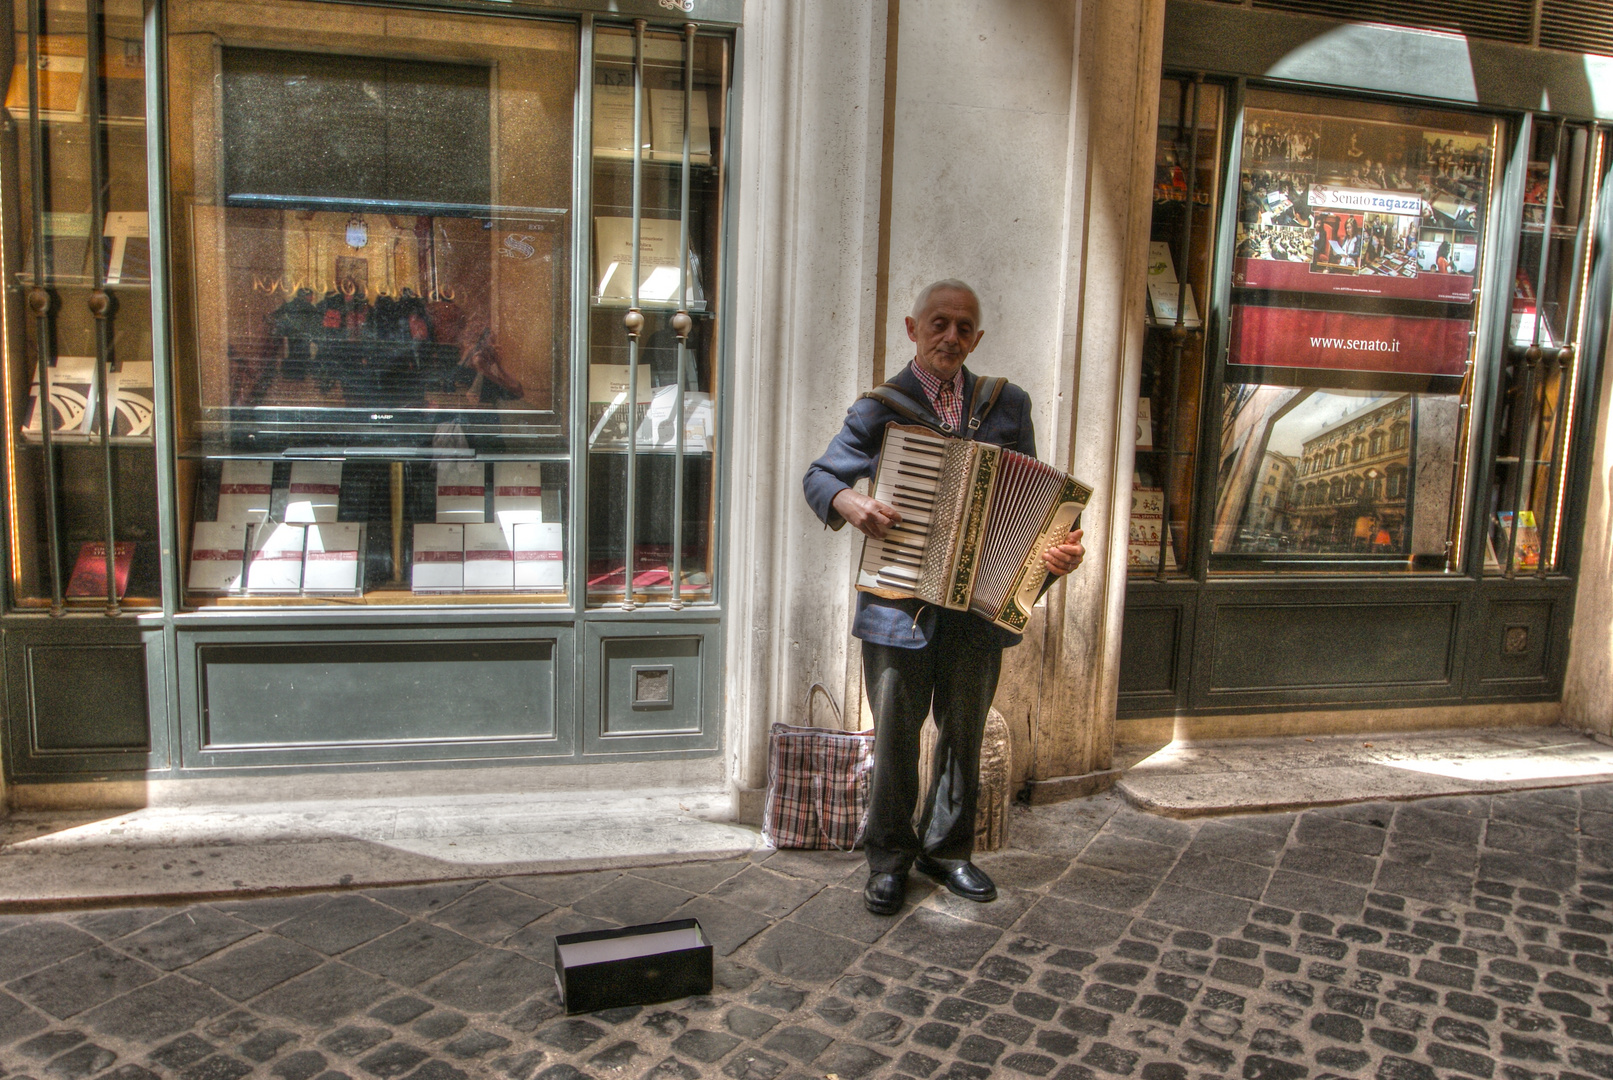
left=593, top=216, right=704, bottom=306
left=103, top=212, right=149, bottom=285
left=216, top=461, right=273, bottom=523
left=592, top=83, right=647, bottom=158
left=21, top=211, right=93, bottom=282
left=514, top=522, right=565, bottom=591
left=412, top=523, right=464, bottom=593
left=5, top=51, right=86, bottom=122
left=435, top=461, right=487, bottom=523
left=106, top=361, right=155, bottom=441
left=302, top=522, right=363, bottom=594
left=65, top=541, right=134, bottom=599
left=22, top=355, right=97, bottom=442
left=283, top=461, right=342, bottom=523
left=647, top=88, right=712, bottom=163
left=1147, top=241, right=1177, bottom=284
left=189, top=522, right=247, bottom=593
left=245, top=522, right=306, bottom=593
left=463, top=522, right=516, bottom=591
left=1136, top=397, right=1154, bottom=449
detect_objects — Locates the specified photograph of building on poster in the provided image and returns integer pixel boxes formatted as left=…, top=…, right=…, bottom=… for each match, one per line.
left=1234, top=110, right=1490, bottom=302
left=1216, top=389, right=1434, bottom=556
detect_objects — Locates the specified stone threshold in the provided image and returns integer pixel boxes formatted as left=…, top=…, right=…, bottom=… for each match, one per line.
left=0, top=787, right=765, bottom=909
left=1117, top=724, right=1613, bottom=817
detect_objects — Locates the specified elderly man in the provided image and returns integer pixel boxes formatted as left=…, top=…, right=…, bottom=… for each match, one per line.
left=803, top=279, right=1085, bottom=915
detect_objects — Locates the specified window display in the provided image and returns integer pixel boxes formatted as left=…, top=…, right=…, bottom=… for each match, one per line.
left=586, top=24, right=728, bottom=608
left=2, top=0, right=159, bottom=610
left=1213, top=92, right=1498, bottom=569
left=1486, top=121, right=1609, bottom=576
left=165, top=0, right=580, bottom=606
left=1131, top=77, right=1224, bottom=578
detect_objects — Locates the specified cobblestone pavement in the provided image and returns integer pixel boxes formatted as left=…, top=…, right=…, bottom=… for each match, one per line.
left=2, top=785, right=1612, bottom=1080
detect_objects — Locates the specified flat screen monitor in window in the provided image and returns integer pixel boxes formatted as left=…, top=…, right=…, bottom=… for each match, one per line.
left=221, top=47, right=492, bottom=211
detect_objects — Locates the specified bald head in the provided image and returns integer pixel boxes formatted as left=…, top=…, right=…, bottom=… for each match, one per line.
left=906, top=279, right=985, bottom=382
left=910, top=279, right=983, bottom=327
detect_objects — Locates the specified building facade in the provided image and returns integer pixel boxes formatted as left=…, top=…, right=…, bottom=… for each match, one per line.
left=2, top=0, right=1612, bottom=815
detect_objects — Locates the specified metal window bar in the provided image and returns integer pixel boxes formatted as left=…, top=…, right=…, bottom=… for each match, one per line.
left=621, top=18, right=646, bottom=611
left=669, top=22, right=696, bottom=611
left=1158, top=75, right=1203, bottom=582
left=85, top=0, right=120, bottom=614
left=25, top=0, right=64, bottom=615
left=1506, top=116, right=1560, bottom=578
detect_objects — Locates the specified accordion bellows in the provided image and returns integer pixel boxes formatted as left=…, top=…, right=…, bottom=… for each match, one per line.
left=857, top=423, right=1093, bottom=632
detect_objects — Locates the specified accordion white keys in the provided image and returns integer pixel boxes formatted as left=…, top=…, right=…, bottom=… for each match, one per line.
left=856, top=423, right=1093, bottom=633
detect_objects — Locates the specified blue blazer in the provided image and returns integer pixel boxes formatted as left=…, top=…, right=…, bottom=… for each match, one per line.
left=803, top=363, right=1039, bottom=651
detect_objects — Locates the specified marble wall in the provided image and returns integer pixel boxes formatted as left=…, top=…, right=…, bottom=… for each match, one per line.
left=724, top=0, right=1165, bottom=811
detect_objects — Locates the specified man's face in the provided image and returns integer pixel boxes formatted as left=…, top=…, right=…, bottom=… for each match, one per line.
left=906, top=288, right=984, bottom=382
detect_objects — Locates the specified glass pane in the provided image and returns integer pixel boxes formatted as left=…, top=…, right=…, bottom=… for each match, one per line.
left=586, top=26, right=727, bottom=607
left=1214, top=91, right=1498, bottom=572
left=165, top=1, right=577, bottom=606
left=1486, top=122, right=1606, bottom=575
left=2, top=0, right=159, bottom=609
left=1130, top=77, right=1223, bottom=577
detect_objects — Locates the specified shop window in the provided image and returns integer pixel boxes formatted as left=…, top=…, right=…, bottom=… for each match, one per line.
left=1129, top=77, right=1225, bottom=576
left=1, top=0, right=159, bottom=610
left=1214, top=90, right=1495, bottom=569
left=1486, top=119, right=1610, bottom=576
left=163, top=3, right=729, bottom=608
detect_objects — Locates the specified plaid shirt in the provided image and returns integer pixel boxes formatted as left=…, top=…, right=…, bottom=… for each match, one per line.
left=910, top=360, right=964, bottom=431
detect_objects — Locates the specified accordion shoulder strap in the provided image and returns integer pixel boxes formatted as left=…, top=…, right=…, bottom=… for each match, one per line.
left=860, top=384, right=952, bottom=435
left=860, top=374, right=1009, bottom=439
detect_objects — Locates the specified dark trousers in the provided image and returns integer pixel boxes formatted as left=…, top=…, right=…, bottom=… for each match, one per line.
left=861, top=624, right=1004, bottom=875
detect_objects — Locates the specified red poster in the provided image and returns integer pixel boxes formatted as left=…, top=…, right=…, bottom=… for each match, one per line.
left=1229, top=306, right=1471, bottom=377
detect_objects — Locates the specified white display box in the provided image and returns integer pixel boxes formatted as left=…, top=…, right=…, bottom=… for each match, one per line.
left=464, top=523, right=515, bottom=591
left=436, top=462, right=486, bottom=523
left=245, top=522, right=306, bottom=593
left=189, top=522, right=247, bottom=593
left=412, top=523, right=464, bottom=593
left=217, top=461, right=273, bottom=524
left=303, top=522, right=364, bottom=594
left=514, top=522, right=565, bottom=591
left=493, top=462, right=545, bottom=525
left=284, top=462, right=342, bottom=523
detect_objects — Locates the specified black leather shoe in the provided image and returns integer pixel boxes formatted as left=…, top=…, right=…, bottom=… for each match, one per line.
left=915, top=856, right=997, bottom=902
left=864, top=871, right=907, bottom=915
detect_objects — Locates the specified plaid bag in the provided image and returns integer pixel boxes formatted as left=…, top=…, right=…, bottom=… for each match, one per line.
left=762, top=683, right=875, bottom=850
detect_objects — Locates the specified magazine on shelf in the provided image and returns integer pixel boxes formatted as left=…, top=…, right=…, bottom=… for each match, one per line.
left=283, top=461, right=342, bottom=523
left=647, top=88, right=712, bottom=163
left=514, top=522, right=565, bottom=591
left=66, top=541, right=134, bottom=599
left=302, top=522, right=363, bottom=594
left=435, top=461, right=487, bottom=523
left=216, top=461, right=273, bottom=524
left=245, top=522, right=306, bottom=593
left=189, top=522, right=247, bottom=593
left=493, top=462, right=545, bottom=525
left=412, top=523, right=464, bottom=593
left=463, top=522, right=516, bottom=591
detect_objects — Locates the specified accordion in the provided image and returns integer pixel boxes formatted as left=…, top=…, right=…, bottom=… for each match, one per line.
left=856, top=423, right=1093, bottom=632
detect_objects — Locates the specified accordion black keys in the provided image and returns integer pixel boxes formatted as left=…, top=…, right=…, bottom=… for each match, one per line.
left=856, top=423, right=1093, bottom=633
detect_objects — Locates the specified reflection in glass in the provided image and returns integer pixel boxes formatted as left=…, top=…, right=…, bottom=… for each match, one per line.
left=1214, top=388, right=1457, bottom=563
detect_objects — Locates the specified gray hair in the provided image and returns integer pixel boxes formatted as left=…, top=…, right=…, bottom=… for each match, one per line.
left=910, top=279, right=983, bottom=326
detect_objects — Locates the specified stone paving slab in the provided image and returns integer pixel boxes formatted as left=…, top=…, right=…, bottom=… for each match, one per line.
left=1120, top=727, right=1613, bottom=816
left=1, top=786, right=1613, bottom=1080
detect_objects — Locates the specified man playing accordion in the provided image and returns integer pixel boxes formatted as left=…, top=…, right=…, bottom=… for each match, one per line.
left=803, top=279, right=1085, bottom=916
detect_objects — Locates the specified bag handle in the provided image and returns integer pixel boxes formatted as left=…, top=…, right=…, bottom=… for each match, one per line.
left=805, top=681, right=845, bottom=731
